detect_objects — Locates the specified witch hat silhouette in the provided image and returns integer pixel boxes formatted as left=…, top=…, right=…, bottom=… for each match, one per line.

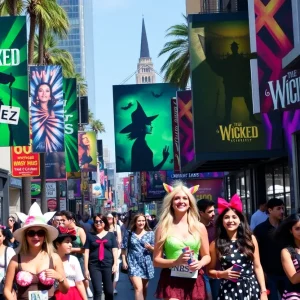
left=120, top=101, right=158, bottom=133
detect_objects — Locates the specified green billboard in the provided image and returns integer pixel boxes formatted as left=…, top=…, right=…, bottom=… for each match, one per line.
left=0, top=16, right=29, bottom=146
left=113, top=83, right=177, bottom=172
left=189, top=13, right=273, bottom=154
left=63, top=78, right=79, bottom=172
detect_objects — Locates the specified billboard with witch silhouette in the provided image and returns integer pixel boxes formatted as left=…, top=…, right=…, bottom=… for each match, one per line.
left=189, top=12, right=283, bottom=156
left=113, top=83, right=177, bottom=172
left=0, top=16, right=29, bottom=146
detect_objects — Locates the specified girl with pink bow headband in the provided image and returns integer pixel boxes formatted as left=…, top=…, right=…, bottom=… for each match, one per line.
left=207, top=195, right=268, bottom=300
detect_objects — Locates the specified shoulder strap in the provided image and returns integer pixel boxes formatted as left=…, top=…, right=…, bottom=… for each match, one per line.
left=4, top=247, right=7, bottom=271
left=286, top=246, right=298, bottom=260
left=18, top=254, right=21, bottom=270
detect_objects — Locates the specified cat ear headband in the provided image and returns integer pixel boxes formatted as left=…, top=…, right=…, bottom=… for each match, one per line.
left=163, top=183, right=199, bottom=194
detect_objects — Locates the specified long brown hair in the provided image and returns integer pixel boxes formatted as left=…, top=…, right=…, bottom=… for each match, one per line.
left=129, top=214, right=152, bottom=232
left=215, top=208, right=255, bottom=260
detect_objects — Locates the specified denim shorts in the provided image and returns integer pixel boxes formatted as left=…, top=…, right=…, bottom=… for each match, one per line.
left=203, top=274, right=212, bottom=294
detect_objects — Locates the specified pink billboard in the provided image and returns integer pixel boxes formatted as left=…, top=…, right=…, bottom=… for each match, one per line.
left=123, top=177, right=130, bottom=205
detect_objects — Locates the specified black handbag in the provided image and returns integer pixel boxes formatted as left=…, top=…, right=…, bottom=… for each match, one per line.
left=120, top=231, right=132, bottom=274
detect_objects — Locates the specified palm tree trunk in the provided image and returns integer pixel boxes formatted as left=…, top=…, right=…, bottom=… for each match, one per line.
left=38, top=20, right=44, bottom=64
left=28, top=13, right=36, bottom=64
left=12, top=0, right=17, bottom=15
left=38, top=20, right=47, bottom=213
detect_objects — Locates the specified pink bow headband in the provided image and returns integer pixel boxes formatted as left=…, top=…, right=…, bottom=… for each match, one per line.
left=163, top=183, right=199, bottom=194
left=218, top=194, right=243, bottom=214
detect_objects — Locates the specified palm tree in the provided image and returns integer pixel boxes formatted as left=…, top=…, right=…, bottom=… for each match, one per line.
left=158, top=15, right=190, bottom=89
left=74, top=73, right=87, bottom=96
left=34, top=32, right=75, bottom=77
left=0, top=0, right=22, bottom=15
left=88, top=110, right=105, bottom=134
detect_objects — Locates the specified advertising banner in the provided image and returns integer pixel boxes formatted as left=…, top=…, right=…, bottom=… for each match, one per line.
left=68, top=179, right=81, bottom=198
left=45, top=152, right=66, bottom=181
left=78, top=131, right=97, bottom=172
left=123, top=177, right=130, bottom=205
left=189, top=13, right=283, bottom=155
left=248, top=0, right=297, bottom=112
left=167, top=177, right=224, bottom=202
left=129, top=175, right=135, bottom=198
left=113, top=83, right=177, bottom=172
left=141, top=171, right=147, bottom=197
left=11, top=146, right=40, bottom=177
left=146, top=171, right=167, bottom=198
left=63, top=78, right=79, bottom=172
left=30, top=65, right=64, bottom=153
left=177, top=90, right=195, bottom=169
left=31, top=182, right=41, bottom=197
left=171, top=97, right=180, bottom=173
left=0, top=16, right=29, bottom=146
left=46, top=182, right=56, bottom=198
left=166, top=171, right=225, bottom=180
left=47, top=198, right=57, bottom=211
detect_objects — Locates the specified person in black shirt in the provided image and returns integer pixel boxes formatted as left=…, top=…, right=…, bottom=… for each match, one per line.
left=254, top=198, right=285, bottom=300
left=84, top=214, right=118, bottom=300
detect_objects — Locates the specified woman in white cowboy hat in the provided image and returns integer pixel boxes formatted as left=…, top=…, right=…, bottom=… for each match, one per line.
left=4, top=202, right=69, bottom=300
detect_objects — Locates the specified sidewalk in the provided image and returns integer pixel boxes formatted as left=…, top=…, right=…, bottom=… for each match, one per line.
left=110, top=268, right=161, bottom=300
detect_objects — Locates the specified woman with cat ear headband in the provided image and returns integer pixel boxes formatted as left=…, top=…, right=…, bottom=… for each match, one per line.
left=154, top=181, right=210, bottom=300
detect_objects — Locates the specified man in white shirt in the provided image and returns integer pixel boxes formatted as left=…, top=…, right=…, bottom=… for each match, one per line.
left=250, top=200, right=268, bottom=230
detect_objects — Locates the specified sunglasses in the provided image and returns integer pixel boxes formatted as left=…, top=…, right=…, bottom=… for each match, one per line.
left=26, top=230, right=46, bottom=237
left=94, top=220, right=104, bottom=224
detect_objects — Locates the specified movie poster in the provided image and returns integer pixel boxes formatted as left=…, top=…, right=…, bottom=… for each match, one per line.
left=30, top=65, right=64, bottom=153
left=189, top=13, right=283, bottom=154
left=63, top=78, right=79, bottom=172
left=0, top=16, right=29, bottom=146
left=146, top=171, right=167, bottom=198
left=113, top=83, right=177, bottom=172
left=45, top=152, right=66, bottom=181
left=177, top=90, right=195, bottom=169
left=78, top=131, right=97, bottom=172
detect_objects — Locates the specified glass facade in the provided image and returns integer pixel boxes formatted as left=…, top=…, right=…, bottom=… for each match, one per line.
left=57, top=0, right=85, bottom=76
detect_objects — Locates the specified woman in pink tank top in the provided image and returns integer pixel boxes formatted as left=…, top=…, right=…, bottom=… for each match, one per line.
left=4, top=203, right=69, bottom=299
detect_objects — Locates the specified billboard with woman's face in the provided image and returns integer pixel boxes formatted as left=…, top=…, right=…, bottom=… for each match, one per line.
left=30, top=65, right=64, bottom=153
left=113, top=83, right=177, bottom=172
left=78, top=131, right=97, bottom=172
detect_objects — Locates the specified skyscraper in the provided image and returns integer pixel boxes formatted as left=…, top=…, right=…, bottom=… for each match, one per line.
left=136, top=18, right=156, bottom=84
left=57, top=0, right=96, bottom=113
left=57, top=0, right=86, bottom=77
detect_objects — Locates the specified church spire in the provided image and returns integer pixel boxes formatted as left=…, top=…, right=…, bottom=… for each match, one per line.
left=140, top=18, right=150, bottom=58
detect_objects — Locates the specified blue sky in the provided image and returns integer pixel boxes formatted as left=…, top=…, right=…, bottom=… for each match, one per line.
left=93, top=0, right=185, bottom=161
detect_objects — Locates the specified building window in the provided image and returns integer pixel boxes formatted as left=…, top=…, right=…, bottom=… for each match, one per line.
left=265, top=160, right=290, bottom=215
left=142, top=77, right=144, bottom=83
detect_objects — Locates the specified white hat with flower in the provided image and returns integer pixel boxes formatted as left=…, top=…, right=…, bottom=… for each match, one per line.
left=13, top=202, right=58, bottom=242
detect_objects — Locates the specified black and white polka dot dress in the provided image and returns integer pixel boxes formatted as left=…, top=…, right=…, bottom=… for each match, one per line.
left=218, top=240, right=260, bottom=300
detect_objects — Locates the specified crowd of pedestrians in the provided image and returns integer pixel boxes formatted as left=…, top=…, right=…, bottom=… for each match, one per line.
left=0, top=181, right=299, bottom=299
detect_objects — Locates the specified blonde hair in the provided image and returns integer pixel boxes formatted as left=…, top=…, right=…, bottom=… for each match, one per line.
left=157, top=181, right=201, bottom=245
left=18, top=228, right=54, bottom=256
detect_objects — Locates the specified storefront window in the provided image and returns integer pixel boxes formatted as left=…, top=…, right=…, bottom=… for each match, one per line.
left=265, top=161, right=290, bottom=215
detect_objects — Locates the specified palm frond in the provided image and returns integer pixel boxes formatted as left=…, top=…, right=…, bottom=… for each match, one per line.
left=158, top=15, right=190, bottom=89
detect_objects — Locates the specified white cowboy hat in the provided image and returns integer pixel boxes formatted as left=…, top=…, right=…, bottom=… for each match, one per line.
left=13, top=202, right=58, bottom=242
